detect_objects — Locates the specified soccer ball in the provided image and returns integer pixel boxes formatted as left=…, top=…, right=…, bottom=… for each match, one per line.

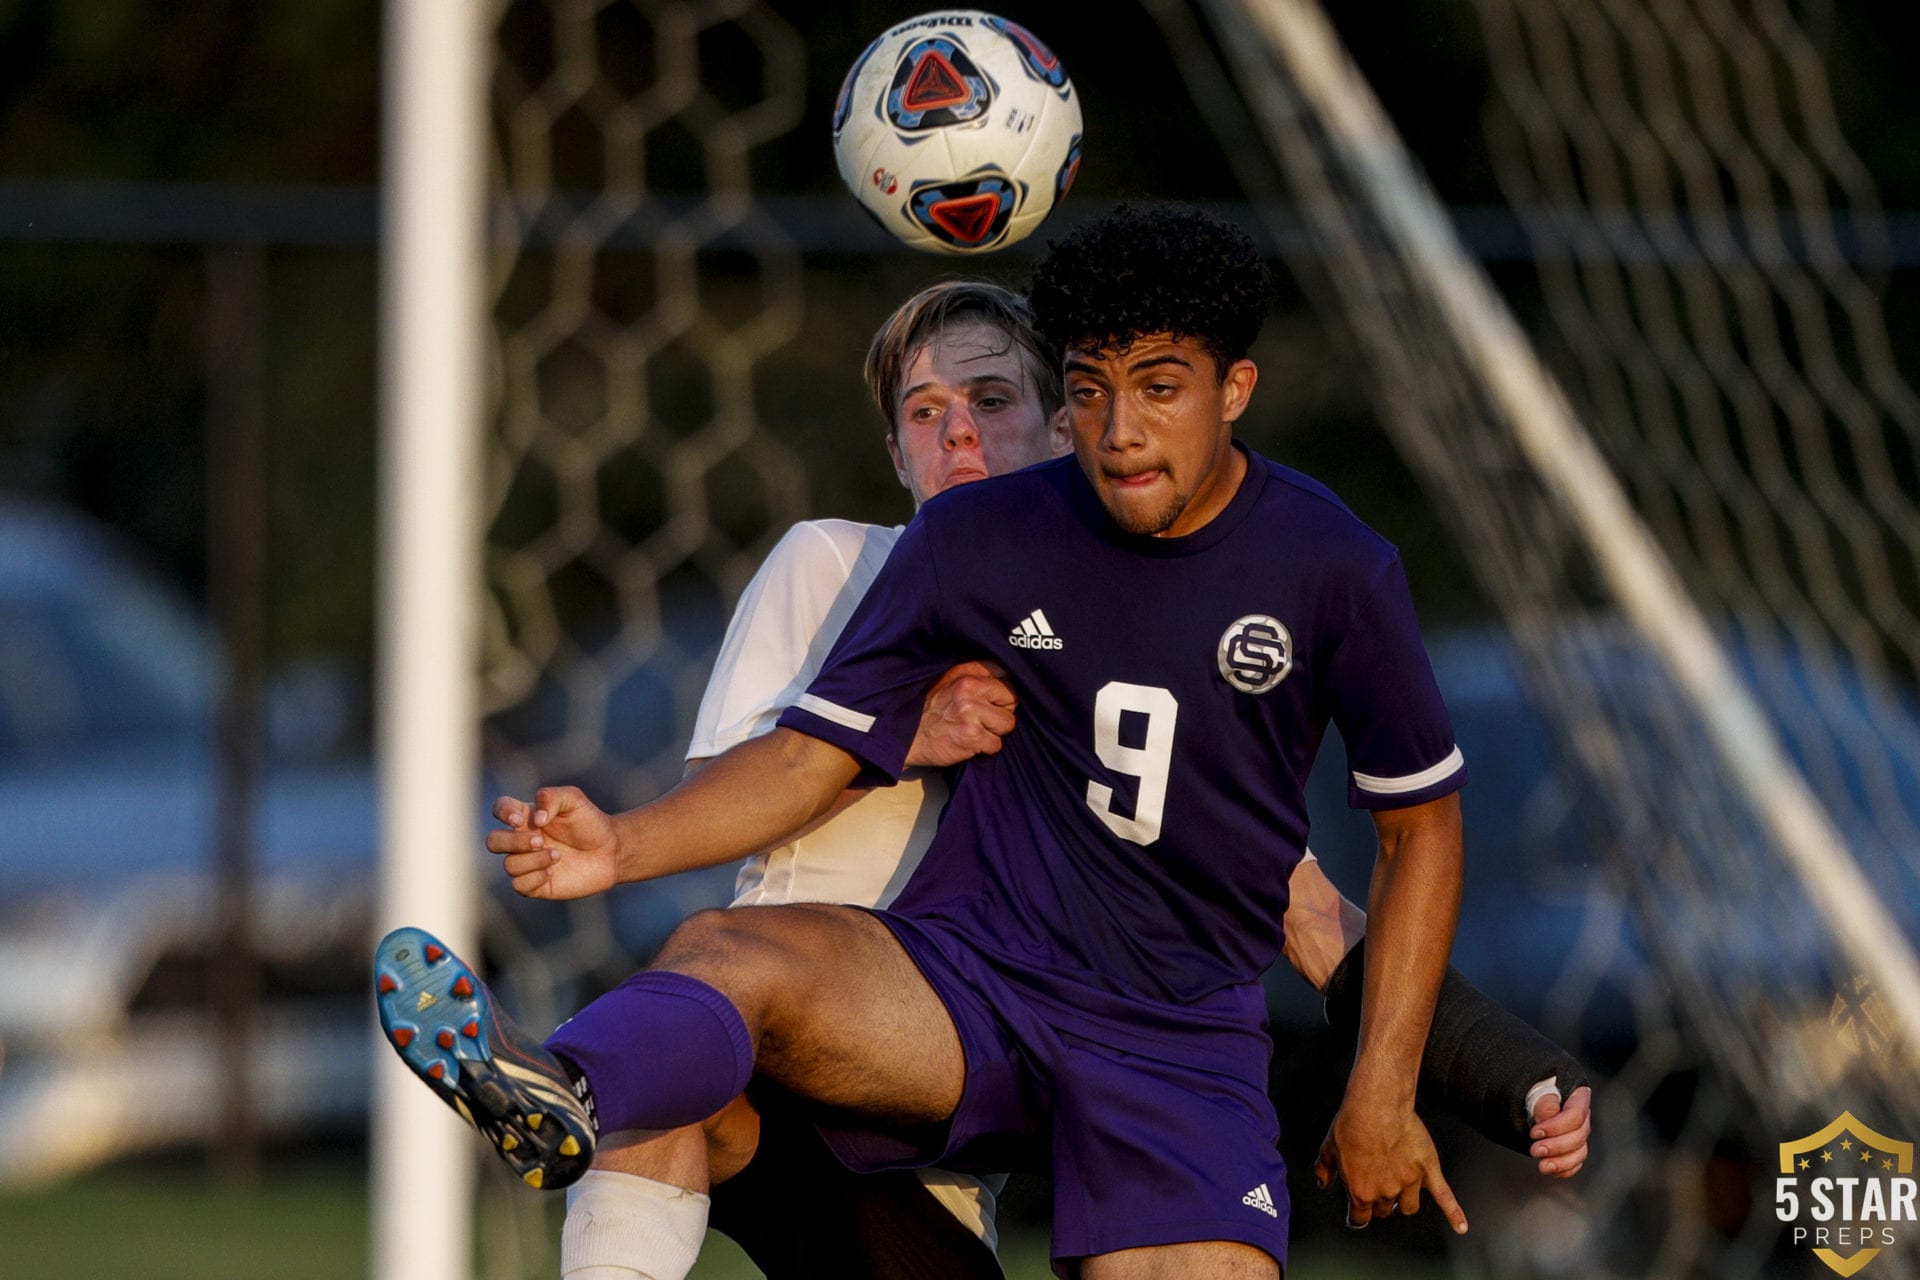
left=832, top=11, right=1083, bottom=255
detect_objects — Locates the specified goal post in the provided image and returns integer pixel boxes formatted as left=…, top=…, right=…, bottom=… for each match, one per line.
left=372, top=3, right=491, bottom=1280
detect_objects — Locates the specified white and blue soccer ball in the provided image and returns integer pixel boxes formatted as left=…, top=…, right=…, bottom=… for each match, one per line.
left=832, top=11, right=1083, bottom=255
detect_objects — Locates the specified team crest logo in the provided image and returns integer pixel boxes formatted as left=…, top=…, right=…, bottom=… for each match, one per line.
left=1777, top=1111, right=1916, bottom=1275
left=886, top=37, right=993, bottom=131
left=1218, top=614, right=1292, bottom=694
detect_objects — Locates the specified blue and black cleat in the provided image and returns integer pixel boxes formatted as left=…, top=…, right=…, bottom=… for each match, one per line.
left=374, top=926, right=596, bottom=1190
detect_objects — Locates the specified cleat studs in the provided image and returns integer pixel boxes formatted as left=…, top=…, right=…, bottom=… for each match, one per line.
left=462, top=1019, right=479, bottom=1038
left=437, top=1029, right=456, bottom=1050
left=427, top=1061, right=446, bottom=1080
left=451, top=976, right=474, bottom=999
left=391, top=1026, right=415, bottom=1048
left=523, top=1169, right=544, bottom=1189
left=378, top=973, right=398, bottom=994
left=425, top=944, right=445, bottom=963
left=500, top=1133, right=519, bottom=1152
left=525, top=1113, right=543, bottom=1131
left=559, top=1137, right=580, bottom=1157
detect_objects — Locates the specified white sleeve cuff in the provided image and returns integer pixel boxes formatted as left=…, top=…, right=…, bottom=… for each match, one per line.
left=1351, top=744, right=1465, bottom=796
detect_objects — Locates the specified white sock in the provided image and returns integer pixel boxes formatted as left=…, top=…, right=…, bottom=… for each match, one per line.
left=561, top=1169, right=711, bottom=1280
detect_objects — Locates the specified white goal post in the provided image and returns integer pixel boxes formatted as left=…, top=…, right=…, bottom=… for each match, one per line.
left=372, top=4, right=491, bottom=1280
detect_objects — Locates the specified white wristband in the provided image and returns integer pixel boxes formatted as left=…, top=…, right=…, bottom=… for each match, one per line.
left=1524, top=1075, right=1561, bottom=1124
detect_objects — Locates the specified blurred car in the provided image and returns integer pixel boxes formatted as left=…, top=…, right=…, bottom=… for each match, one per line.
left=0, top=501, right=378, bottom=1184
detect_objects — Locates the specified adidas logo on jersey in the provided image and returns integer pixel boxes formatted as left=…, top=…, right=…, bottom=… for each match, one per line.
left=1008, top=609, right=1063, bottom=650
left=1242, top=1182, right=1278, bottom=1217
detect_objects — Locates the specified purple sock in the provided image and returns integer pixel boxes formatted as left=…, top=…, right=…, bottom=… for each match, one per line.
left=543, top=971, right=754, bottom=1131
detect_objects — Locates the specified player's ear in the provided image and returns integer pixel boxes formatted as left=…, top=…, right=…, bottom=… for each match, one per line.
left=884, top=430, right=911, bottom=489
left=1220, top=359, right=1259, bottom=424
left=1048, top=406, right=1071, bottom=456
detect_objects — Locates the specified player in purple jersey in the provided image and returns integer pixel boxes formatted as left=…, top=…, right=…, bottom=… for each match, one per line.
left=380, top=212, right=1583, bottom=1277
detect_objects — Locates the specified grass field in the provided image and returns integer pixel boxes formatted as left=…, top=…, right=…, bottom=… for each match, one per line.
left=0, top=1154, right=1447, bottom=1278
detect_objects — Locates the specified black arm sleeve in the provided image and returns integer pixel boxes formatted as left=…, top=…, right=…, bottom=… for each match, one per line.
left=1322, top=937, right=1590, bottom=1154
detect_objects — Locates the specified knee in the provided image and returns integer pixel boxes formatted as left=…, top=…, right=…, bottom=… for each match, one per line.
left=651, top=907, right=813, bottom=1002
left=703, top=1094, right=762, bottom=1183
left=653, top=908, right=740, bottom=967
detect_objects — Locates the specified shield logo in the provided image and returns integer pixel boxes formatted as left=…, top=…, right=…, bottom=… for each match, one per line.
left=1778, top=1112, right=1915, bottom=1275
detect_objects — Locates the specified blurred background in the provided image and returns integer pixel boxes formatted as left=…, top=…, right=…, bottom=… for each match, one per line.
left=3, top=0, right=1919, bottom=1276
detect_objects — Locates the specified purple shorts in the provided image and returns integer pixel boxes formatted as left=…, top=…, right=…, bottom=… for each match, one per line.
left=818, top=910, right=1291, bottom=1273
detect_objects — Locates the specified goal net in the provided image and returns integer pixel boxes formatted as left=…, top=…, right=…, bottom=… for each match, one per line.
left=1185, top=0, right=1920, bottom=1274
left=457, top=1, right=1920, bottom=1276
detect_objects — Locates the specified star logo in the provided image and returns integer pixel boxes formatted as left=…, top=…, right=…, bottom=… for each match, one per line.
left=1779, top=1112, right=1915, bottom=1276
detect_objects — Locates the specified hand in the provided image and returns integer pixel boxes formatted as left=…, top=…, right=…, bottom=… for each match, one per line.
left=905, top=660, right=1018, bottom=768
left=1315, top=1102, right=1468, bottom=1234
left=1528, top=1084, right=1591, bottom=1178
left=486, top=786, right=621, bottom=900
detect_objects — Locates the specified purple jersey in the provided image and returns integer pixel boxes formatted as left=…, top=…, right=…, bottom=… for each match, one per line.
left=777, top=449, right=1464, bottom=1010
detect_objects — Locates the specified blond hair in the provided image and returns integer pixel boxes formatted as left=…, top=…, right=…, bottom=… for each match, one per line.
left=863, top=281, right=1062, bottom=433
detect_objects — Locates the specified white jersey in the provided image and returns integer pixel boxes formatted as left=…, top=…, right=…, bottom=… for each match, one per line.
left=688, top=518, right=949, bottom=911
left=687, top=517, right=996, bottom=1245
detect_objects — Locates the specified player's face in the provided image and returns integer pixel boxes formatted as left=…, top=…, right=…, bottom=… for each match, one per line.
left=887, top=319, right=1068, bottom=506
left=1063, top=333, right=1257, bottom=537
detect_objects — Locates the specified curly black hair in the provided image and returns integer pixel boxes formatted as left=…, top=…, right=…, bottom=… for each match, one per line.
left=1026, top=204, right=1273, bottom=374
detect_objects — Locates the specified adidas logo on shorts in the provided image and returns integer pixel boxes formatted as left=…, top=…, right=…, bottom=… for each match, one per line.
left=1242, top=1182, right=1279, bottom=1217
left=1008, top=608, right=1063, bottom=650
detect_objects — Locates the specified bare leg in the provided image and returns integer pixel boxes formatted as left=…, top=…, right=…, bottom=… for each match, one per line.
left=558, top=905, right=965, bottom=1279
left=1080, top=1241, right=1279, bottom=1279
left=588, top=1094, right=762, bottom=1190
left=647, top=902, right=966, bottom=1123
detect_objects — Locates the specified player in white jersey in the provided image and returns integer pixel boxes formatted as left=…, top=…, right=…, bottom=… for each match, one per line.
left=526, top=282, right=1589, bottom=1280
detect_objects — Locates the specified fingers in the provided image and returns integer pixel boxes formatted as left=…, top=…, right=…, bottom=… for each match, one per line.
left=1533, top=1119, right=1590, bottom=1158
left=1314, top=1134, right=1336, bottom=1191
left=952, top=673, right=1017, bottom=711
left=975, top=702, right=1017, bottom=737
left=510, top=868, right=553, bottom=898
left=486, top=827, right=548, bottom=855
left=501, top=849, right=557, bottom=879
left=945, top=658, right=1012, bottom=682
left=1424, top=1162, right=1469, bottom=1235
left=1531, top=1085, right=1592, bottom=1177
left=533, top=784, right=585, bottom=826
left=1397, top=1184, right=1421, bottom=1217
left=1533, top=1084, right=1590, bottom=1136
left=493, top=788, right=583, bottom=831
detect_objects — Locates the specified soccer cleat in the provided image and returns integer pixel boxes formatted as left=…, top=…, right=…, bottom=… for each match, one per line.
left=373, top=926, right=595, bottom=1190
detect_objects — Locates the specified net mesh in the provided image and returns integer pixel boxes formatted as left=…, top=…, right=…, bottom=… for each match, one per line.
left=475, top=0, right=807, bottom=1270
left=467, top=0, right=1920, bottom=1274
left=1187, top=0, right=1920, bottom=1274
